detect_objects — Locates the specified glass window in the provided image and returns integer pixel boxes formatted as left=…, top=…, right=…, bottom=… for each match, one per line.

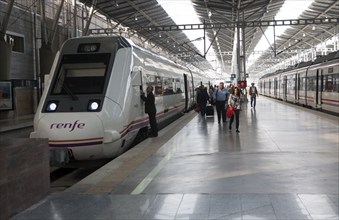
left=153, top=76, right=162, bottom=95
left=162, top=77, right=174, bottom=95
left=334, top=74, right=339, bottom=93
left=51, top=54, right=110, bottom=95
left=300, top=77, right=306, bottom=90
left=7, top=34, right=24, bottom=53
left=175, top=79, right=183, bottom=93
left=308, top=76, right=316, bottom=91
left=323, top=75, right=333, bottom=92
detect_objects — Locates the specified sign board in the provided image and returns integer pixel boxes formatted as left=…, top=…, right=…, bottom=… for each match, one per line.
left=237, top=80, right=247, bottom=89
left=0, top=81, right=14, bottom=110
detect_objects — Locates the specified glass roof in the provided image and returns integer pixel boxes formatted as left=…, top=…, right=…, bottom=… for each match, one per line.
left=247, top=0, right=315, bottom=70
left=157, top=0, right=216, bottom=64
left=158, top=0, right=316, bottom=78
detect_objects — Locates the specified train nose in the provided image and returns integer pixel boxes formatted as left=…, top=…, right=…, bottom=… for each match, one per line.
left=35, top=115, right=104, bottom=144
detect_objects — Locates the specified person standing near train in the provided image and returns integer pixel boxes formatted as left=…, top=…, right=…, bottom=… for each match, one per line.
left=140, top=85, right=158, bottom=137
left=249, top=82, right=259, bottom=109
left=213, top=82, right=229, bottom=124
left=197, top=85, right=209, bottom=116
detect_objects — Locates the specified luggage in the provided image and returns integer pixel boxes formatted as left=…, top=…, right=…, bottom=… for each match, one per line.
left=206, top=104, right=214, bottom=116
left=226, top=106, right=234, bottom=118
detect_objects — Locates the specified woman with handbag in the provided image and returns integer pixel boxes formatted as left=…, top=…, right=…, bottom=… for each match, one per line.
left=228, top=87, right=241, bottom=133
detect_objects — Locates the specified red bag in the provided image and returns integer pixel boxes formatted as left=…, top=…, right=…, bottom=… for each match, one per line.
left=195, top=104, right=200, bottom=113
left=226, top=106, right=234, bottom=118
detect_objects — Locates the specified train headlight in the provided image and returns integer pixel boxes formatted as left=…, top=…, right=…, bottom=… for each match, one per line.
left=88, top=100, right=101, bottom=111
left=46, top=101, right=59, bottom=112
left=78, top=43, right=100, bottom=53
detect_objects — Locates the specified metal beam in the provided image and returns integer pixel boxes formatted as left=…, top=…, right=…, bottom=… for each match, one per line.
left=0, top=0, right=15, bottom=40
left=130, top=17, right=338, bottom=32
left=84, top=0, right=97, bottom=36
left=49, top=0, right=65, bottom=44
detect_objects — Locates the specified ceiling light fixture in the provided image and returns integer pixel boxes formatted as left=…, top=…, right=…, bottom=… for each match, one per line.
left=312, top=25, right=315, bottom=30
left=135, top=15, right=138, bottom=21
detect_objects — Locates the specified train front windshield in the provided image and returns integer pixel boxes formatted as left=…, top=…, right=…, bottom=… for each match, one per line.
left=51, top=54, right=111, bottom=95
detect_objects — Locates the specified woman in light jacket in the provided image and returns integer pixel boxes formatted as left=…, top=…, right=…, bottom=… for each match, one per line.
left=228, top=87, right=241, bottom=133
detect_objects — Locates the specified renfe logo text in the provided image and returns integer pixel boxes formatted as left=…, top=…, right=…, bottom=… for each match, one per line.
left=50, top=120, right=85, bottom=132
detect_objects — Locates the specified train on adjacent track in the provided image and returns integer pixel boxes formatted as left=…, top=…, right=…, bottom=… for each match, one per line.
left=258, top=50, right=339, bottom=116
left=30, top=36, right=209, bottom=166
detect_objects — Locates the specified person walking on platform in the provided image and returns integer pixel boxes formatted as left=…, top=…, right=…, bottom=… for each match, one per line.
left=228, top=87, right=241, bottom=133
left=249, top=82, right=259, bottom=109
left=140, top=85, right=158, bottom=137
left=213, top=82, right=229, bottom=124
left=197, top=85, right=209, bottom=116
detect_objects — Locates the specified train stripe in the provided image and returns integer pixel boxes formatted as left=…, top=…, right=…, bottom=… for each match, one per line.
left=322, top=98, right=339, bottom=103
left=49, top=137, right=103, bottom=143
left=120, top=103, right=185, bottom=138
left=49, top=103, right=186, bottom=147
left=49, top=141, right=103, bottom=147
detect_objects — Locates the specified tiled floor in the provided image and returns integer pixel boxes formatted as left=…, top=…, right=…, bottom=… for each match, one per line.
left=11, top=97, right=339, bottom=220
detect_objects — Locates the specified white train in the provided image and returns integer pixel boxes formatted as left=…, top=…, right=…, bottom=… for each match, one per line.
left=258, top=50, right=339, bottom=116
left=30, top=36, right=209, bottom=166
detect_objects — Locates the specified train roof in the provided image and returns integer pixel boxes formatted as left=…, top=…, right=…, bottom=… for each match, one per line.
left=260, top=49, right=339, bottom=79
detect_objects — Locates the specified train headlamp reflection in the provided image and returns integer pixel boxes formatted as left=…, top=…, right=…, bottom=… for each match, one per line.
left=46, top=101, right=59, bottom=112
left=88, top=100, right=101, bottom=111
left=78, top=43, right=100, bottom=53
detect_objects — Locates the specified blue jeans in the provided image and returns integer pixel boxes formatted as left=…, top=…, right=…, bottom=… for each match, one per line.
left=251, top=96, right=256, bottom=107
left=215, top=101, right=226, bottom=122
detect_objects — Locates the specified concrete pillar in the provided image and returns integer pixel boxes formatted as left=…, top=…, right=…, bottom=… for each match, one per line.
left=0, top=41, right=12, bottom=80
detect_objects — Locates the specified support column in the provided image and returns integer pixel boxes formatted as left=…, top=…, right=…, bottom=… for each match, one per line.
left=0, top=40, right=12, bottom=80
left=0, top=0, right=15, bottom=80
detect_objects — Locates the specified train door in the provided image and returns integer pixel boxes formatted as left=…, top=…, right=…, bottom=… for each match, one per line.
left=131, top=70, right=144, bottom=116
left=317, top=69, right=323, bottom=108
left=183, top=73, right=189, bottom=112
left=274, top=77, right=278, bottom=98
left=296, top=74, right=299, bottom=103
left=283, top=76, right=287, bottom=101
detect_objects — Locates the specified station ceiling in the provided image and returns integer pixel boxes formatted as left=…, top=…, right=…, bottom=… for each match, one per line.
left=80, top=0, right=338, bottom=80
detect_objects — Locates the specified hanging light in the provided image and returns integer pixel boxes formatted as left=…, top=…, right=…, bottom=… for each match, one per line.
left=312, top=25, right=315, bottom=30
left=135, top=14, right=138, bottom=21
left=303, top=33, right=306, bottom=37
left=114, top=0, right=118, bottom=7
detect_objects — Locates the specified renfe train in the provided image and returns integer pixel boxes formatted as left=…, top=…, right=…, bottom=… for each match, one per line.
left=258, top=50, right=339, bottom=116
left=30, top=36, right=209, bottom=166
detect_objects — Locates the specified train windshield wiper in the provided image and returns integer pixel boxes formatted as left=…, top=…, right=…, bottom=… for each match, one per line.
left=62, top=83, right=78, bottom=100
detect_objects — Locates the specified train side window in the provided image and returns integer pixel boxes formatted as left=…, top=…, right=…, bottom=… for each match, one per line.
left=300, top=77, right=306, bottom=90
left=308, top=76, right=316, bottom=91
left=334, top=74, right=339, bottom=93
left=162, top=77, right=173, bottom=95
left=324, top=75, right=334, bottom=92
left=175, top=79, right=183, bottom=93
left=145, top=74, right=161, bottom=95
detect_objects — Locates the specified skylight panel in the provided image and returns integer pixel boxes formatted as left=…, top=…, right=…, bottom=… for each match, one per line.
left=157, top=0, right=215, bottom=63
left=247, top=0, right=315, bottom=70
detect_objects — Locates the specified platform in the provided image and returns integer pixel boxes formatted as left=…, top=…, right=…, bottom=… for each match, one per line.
left=11, top=97, right=339, bottom=220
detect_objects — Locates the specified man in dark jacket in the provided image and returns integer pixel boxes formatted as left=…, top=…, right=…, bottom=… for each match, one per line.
left=140, top=85, right=158, bottom=137
left=197, top=85, right=209, bottom=116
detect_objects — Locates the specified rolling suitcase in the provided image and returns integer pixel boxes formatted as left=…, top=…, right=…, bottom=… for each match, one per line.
left=206, top=104, right=214, bottom=116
